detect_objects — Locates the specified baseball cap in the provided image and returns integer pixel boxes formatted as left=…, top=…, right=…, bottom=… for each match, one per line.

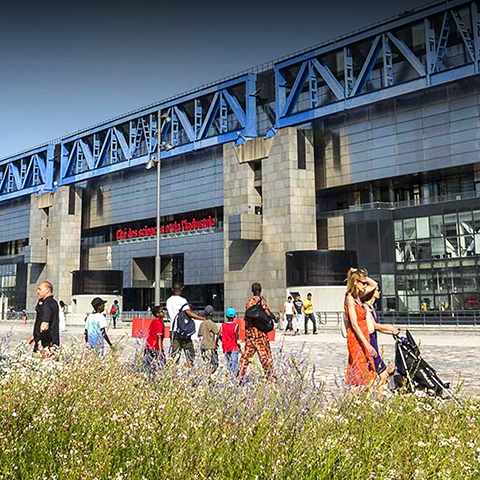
left=91, top=297, right=107, bottom=309
left=203, top=305, right=215, bottom=317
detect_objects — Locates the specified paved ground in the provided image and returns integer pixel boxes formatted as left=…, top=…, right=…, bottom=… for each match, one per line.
left=2, top=321, right=480, bottom=396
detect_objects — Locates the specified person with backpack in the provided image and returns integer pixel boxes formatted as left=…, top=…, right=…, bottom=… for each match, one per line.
left=238, top=282, right=276, bottom=381
left=110, top=300, right=119, bottom=329
left=166, top=283, right=204, bottom=367
left=220, top=307, right=241, bottom=376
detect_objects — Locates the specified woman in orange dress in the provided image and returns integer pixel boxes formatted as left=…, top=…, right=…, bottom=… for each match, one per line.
left=344, top=268, right=378, bottom=388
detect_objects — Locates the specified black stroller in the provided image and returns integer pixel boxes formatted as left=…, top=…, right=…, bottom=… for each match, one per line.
left=390, top=330, right=462, bottom=407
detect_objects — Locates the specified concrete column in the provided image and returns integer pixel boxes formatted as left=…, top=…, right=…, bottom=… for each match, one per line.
left=224, top=127, right=317, bottom=314
left=26, top=187, right=82, bottom=309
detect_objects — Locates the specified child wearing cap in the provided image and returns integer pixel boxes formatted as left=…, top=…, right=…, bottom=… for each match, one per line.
left=85, top=297, right=113, bottom=356
left=220, top=307, right=241, bottom=376
left=197, top=305, right=220, bottom=375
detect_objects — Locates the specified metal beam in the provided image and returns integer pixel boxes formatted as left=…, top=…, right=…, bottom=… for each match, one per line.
left=386, top=32, right=426, bottom=77
left=350, top=35, right=382, bottom=97
left=311, top=58, right=344, bottom=101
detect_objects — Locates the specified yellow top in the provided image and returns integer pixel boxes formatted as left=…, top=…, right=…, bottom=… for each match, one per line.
left=303, top=299, right=314, bottom=314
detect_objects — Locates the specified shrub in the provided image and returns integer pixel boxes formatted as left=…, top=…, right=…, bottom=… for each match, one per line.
left=0, top=342, right=478, bottom=479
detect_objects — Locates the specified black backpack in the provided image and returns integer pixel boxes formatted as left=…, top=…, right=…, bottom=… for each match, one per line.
left=245, top=298, right=274, bottom=333
left=173, top=303, right=196, bottom=339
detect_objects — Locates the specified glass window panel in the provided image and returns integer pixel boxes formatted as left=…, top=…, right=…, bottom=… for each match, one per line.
left=474, top=210, right=480, bottom=231
left=462, top=258, right=475, bottom=266
left=434, top=270, right=449, bottom=293
left=381, top=275, right=395, bottom=296
left=431, top=238, right=445, bottom=259
left=420, top=296, right=434, bottom=311
left=451, top=293, right=464, bottom=310
left=383, top=297, right=397, bottom=312
left=464, top=293, right=479, bottom=310
left=459, top=235, right=474, bottom=257
left=404, top=219, right=416, bottom=240
left=417, top=240, right=431, bottom=260
left=475, top=234, right=480, bottom=255
left=407, top=296, right=420, bottom=312
left=416, top=217, right=430, bottom=239
left=394, top=220, right=403, bottom=241
left=435, top=295, right=449, bottom=311
left=406, top=273, right=418, bottom=294
left=395, top=242, right=405, bottom=262
left=396, top=274, right=406, bottom=292
left=458, top=211, right=473, bottom=235
left=462, top=267, right=477, bottom=291
left=398, top=293, right=408, bottom=312
left=445, top=237, right=459, bottom=258
left=405, top=241, right=418, bottom=261
left=430, top=215, right=443, bottom=238
left=419, top=273, right=434, bottom=293
left=444, top=213, right=458, bottom=237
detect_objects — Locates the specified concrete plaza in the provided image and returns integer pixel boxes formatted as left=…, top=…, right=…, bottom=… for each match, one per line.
left=1, top=320, right=479, bottom=396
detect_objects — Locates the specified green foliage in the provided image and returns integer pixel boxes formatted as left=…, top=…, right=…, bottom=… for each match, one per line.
left=0, top=343, right=479, bottom=480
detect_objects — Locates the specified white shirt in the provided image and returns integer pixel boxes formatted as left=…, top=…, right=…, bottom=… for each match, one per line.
left=85, top=313, right=108, bottom=348
left=284, top=301, right=294, bottom=315
left=166, top=295, right=190, bottom=324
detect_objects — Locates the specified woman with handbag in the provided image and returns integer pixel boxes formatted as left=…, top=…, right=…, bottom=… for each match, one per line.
left=238, top=282, right=276, bottom=381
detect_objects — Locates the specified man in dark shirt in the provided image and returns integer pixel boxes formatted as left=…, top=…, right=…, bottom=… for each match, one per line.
left=31, top=281, right=60, bottom=352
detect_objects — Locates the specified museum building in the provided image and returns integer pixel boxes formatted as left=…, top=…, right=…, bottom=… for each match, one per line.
left=1, top=0, right=480, bottom=320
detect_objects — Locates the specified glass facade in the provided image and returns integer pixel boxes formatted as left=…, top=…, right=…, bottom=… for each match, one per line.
left=394, top=209, right=480, bottom=312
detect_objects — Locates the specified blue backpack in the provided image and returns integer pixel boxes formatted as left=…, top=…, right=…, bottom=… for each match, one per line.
left=173, top=303, right=196, bottom=339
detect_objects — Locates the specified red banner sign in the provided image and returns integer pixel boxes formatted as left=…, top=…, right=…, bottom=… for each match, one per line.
left=116, top=216, right=216, bottom=241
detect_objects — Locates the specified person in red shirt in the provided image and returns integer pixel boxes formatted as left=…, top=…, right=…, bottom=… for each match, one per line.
left=144, top=305, right=165, bottom=371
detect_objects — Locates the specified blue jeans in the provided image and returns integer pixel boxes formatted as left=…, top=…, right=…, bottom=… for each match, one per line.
left=225, top=350, right=240, bottom=376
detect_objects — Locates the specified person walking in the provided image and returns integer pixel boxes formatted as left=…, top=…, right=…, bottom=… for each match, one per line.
left=238, top=282, right=276, bottom=381
left=362, top=286, right=400, bottom=397
left=110, top=300, right=120, bottom=329
left=85, top=297, right=113, bottom=356
left=344, top=268, right=378, bottom=389
left=29, top=281, right=60, bottom=353
left=198, top=305, right=220, bottom=375
left=293, top=293, right=304, bottom=336
left=166, top=283, right=204, bottom=367
left=303, top=293, right=316, bottom=334
left=59, top=300, right=67, bottom=332
left=282, top=296, right=295, bottom=335
left=220, top=307, right=241, bottom=376
left=144, top=305, right=166, bottom=371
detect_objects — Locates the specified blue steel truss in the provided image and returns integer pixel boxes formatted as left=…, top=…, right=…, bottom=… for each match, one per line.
left=59, top=73, right=257, bottom=185
left=0, top=145, right=54, bottom=202
left=275, top=0, right=480, bottom=129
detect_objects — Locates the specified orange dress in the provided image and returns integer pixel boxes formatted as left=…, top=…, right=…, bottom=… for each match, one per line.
left=345, top=300, right=376, bottom=386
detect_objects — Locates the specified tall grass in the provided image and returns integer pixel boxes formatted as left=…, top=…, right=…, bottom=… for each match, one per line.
left=0, top=341, right=479, bottom=479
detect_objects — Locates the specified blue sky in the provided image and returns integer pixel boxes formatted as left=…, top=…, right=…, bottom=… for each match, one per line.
left=0, top=0, right=423, bottom=158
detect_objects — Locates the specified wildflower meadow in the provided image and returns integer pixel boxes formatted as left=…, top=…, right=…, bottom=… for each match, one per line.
left=0, top=341, right=479, bottom=480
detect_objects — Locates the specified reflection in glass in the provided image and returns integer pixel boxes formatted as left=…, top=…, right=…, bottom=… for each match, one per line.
left=381, top=274, right=395, bottom=296
left=430, top=215, right=443, bottom=237
left=444, top=213, right=458, bottom=237
left=404, top=218, right=416, bottom=240
left=416, top=217, right=429, bottom=239
left=394, top=220, right=403, bottom=241
left=395, top=242, right=405, bottom=262
left=445, top=237, right=459, bottom=258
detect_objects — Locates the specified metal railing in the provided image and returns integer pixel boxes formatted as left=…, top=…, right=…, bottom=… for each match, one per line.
left=318, top=191, right=480, bottom=220
left=315, top=310, right=480, bottom=327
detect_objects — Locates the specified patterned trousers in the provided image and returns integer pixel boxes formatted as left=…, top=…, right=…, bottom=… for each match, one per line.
left=238, top=335, right=275, bottom=380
